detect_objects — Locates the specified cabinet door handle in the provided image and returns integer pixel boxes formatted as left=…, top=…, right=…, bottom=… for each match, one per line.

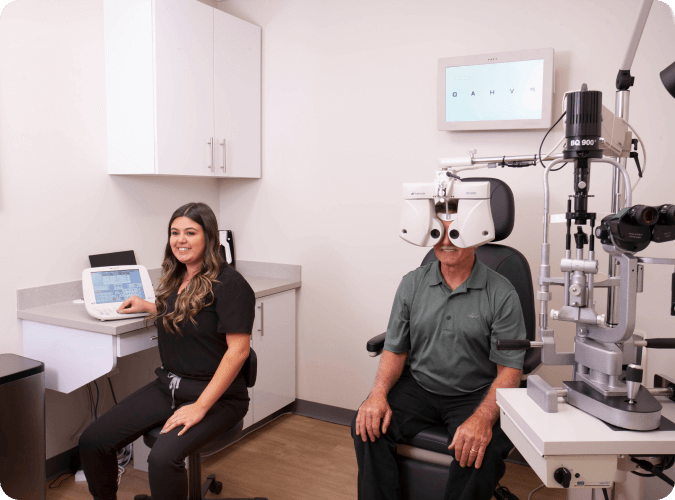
left=207, top=137, right=214, bottom=171
left=258, top=302, right=264, bottom=336
left=150, top=335, right=158, bottom=341
left=220, top=139, right=226, bottom=172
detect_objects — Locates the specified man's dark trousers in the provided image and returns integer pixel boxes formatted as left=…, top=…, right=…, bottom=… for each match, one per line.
left=351, top=368, right=513, bottom=500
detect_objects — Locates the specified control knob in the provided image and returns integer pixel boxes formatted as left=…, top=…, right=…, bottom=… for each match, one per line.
left=554, top=467, right=572, bottom=488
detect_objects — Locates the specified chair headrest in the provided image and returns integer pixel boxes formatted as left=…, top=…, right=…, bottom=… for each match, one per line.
left=461, top=177, right=515, bottom=242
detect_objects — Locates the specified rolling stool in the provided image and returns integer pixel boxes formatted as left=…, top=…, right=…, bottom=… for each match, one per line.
left=135, top=349, right=267, bottom=500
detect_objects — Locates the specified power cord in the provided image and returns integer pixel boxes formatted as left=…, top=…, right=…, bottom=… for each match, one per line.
left=108, top=376, right=118, bottom=405
left=489, top=110, right=568, bottom=172
left=117, top=443, right=133, bottom=484
left=527, top=484, right=544, bottom=500
left=57, top=377, right=130, bottom=488
left=630, top=456, right=675, bottom=487
left=538, top=111, right=568, bottom=172
left=48, top=472, right=75, bottom=489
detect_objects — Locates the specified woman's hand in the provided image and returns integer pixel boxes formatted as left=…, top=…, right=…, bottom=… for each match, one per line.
left=117, top=295, right=156, bottom=314
left=160, top=403, right=208, bottom=437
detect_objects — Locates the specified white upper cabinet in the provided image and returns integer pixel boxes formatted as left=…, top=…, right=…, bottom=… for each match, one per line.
left=214, top=11, right=261, bottom=178
left=104, top=0, right=261, bottom=178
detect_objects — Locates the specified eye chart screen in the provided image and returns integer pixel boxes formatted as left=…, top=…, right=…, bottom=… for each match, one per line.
left=445, top=59, right=544, bottom=122
left=92, top=269, right=146, bottom=304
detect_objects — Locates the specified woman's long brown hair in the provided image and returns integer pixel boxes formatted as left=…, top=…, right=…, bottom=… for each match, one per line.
left=147, top=202, right=225, bottom=335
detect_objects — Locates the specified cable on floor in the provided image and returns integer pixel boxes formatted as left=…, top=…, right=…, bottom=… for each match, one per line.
left=527, top=483, right=544, bottom=500
left=48, top=472, right=75, bottom=489
left=117, top=443, right=133, bottom=484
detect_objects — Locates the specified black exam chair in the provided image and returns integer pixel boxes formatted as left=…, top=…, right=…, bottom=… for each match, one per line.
left=366, top=178, right=540, bottom=500
left=136, top=349, right=267, bottom=500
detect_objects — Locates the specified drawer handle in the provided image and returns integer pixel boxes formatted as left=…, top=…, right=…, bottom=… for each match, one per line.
left=150, top=335, right=158, bottom=341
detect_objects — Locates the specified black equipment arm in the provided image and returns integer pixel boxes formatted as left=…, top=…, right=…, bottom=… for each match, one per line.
left=644, top=339, right=675, bottom=349
left=496, top=340, right=532, bottom=350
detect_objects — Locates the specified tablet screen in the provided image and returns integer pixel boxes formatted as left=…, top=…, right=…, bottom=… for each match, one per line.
left=91, top=269, right=146, bottom=304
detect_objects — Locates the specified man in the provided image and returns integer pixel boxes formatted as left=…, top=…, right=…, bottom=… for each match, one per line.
left=352, top=202, right=526, bottom=500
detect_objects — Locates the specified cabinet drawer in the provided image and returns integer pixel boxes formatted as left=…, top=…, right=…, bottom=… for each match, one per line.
left=117, top=327, right=158, bottom=357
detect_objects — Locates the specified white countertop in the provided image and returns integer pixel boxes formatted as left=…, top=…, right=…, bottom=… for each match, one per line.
left=497, top=388, right=675, bottom=456
left=17, top=266, right=301, bottom=336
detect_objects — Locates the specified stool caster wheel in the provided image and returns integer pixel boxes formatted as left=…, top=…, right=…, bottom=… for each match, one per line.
left=209, top=481, right=222, bottom=495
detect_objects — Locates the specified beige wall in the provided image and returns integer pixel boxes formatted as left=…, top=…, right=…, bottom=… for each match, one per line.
left=0, top=0, right=222, bottom=458
left=216, top=0, right=675, bottom=410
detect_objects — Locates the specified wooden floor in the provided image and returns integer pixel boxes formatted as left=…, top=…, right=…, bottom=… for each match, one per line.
left=46, top=414, right=564, bottom=500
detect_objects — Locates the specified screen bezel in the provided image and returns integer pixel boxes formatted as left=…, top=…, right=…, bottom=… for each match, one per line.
left=437, top=48, right=554, bottom=131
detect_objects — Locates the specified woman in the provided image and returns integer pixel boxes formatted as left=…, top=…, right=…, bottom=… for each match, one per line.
left=79, top=202, right=255, bottom=500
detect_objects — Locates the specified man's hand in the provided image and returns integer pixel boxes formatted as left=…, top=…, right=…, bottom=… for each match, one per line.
left=447, top=414, right=493, bottom=469
left=448, top=364, right=521, bottom=468
left=355, top=389, right=392, bottom=443
left=355, top=349, right=407, bottom=442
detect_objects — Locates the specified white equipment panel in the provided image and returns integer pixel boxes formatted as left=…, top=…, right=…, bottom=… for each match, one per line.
left=497, top=388, right=675, bottom=491
left=82, top=265, right=155, bottom=321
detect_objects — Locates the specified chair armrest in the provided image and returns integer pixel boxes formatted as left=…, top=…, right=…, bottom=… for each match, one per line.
left=243, top=348, right=257, bottom=388
left=367, top=333, right=386, bottom=357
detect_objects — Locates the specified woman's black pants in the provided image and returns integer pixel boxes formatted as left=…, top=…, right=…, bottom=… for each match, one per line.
left=351, top=369, right=513, bottom=500
left=79, top=373, right=248, bottom=500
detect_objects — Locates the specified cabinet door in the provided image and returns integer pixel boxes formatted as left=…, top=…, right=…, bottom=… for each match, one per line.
left=154, top=0, right=215, bottom=176
left=214, top=10, right=261, bottom=178
left=104, top=0, right=156, bottom=175
left=251, top=290, right=296, bottom=423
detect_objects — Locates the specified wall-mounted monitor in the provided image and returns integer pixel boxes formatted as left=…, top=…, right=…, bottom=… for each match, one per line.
left=437, top=48, right=554, bottom=131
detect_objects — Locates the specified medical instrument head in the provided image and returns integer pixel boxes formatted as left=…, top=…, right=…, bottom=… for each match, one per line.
left=563, top=87, right=603, bottom=161
left=400, top=176, right=498, bottom=249
left=597, top=203, right=675, bottom=252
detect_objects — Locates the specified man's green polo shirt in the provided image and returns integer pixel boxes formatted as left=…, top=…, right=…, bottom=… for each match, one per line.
left=383, top=257, right=526, bottom=396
